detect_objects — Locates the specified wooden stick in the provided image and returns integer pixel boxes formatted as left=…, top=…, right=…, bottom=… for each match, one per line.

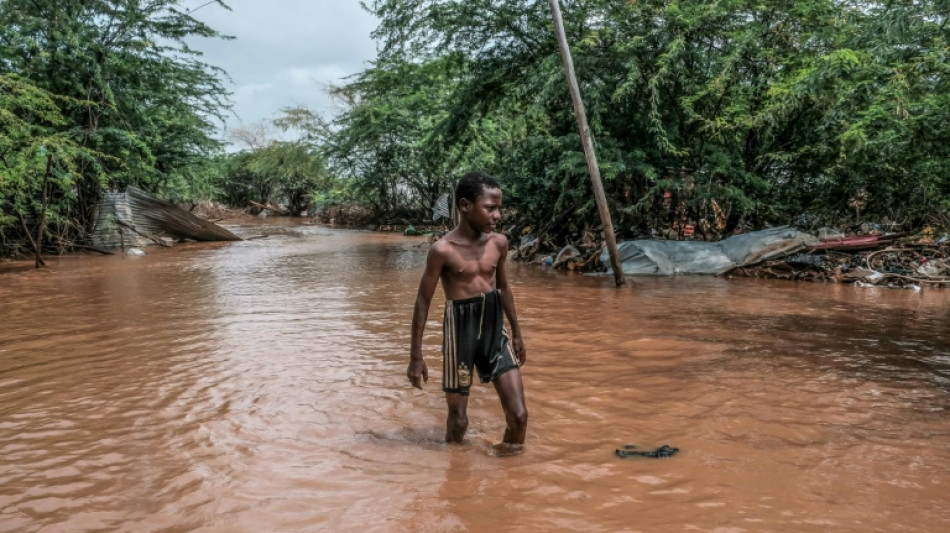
left=18, top=213, right=45, bottom=267
left=548, top=0, right=625, bottom=287
left=249, top=200, right=289, bottom=215
left=67, top=243, right=115, bottom=255
left=874, top=272, right=950, bottom=284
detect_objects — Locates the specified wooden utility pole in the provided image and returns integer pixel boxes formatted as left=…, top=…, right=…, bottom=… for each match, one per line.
left=547, top=0, right=626, bottom=287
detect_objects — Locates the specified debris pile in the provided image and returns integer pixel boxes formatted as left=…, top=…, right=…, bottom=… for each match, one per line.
left=508, top=220, right=949, bottom=288
left=513, top=229, right=605, bottom=272
left=310, top=204, right=373, bottom=227
left=729, top=229, right=949, bottom=288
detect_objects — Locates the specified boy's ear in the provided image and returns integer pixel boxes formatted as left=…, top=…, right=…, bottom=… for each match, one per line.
left=458, top=198, right=472, bottom=212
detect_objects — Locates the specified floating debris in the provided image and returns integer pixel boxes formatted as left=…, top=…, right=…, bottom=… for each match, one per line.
left=616, top=444, right=680, bottom=459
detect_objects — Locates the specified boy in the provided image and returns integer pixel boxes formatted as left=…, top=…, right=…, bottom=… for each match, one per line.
left=408, top=171, right=528, bottom=456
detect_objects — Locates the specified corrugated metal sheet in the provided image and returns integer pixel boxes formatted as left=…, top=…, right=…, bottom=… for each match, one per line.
left=92, top=191, right=150, bottom=248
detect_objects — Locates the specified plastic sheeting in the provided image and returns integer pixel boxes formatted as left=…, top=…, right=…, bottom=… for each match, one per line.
left=601, top=226, right=818, bottom=275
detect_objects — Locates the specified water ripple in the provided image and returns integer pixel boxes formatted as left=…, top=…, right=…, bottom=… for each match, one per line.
left=1, top=222, right=949, bottom=532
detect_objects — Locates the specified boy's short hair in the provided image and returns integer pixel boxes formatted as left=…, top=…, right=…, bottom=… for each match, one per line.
left=455, top=171, right=500, bottom=208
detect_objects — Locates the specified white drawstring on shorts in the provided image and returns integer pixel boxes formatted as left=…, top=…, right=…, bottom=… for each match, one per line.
left=477, top=293, right=486, bottom=339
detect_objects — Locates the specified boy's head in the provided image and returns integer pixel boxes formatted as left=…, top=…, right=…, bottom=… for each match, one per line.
left=455, top=171, right=500, bottom=209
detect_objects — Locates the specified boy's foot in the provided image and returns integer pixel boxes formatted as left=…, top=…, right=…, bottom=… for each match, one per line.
left=491, top=442, right=524, bottom=457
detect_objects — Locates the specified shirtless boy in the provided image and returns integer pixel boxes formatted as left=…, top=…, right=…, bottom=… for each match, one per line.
left=408, top=171, right=528, bottom=456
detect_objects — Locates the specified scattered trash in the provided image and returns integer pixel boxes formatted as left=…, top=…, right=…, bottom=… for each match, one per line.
left=518, top=235, right=540, bottom=260
left=403, top=224, right=423, bottom=236
left=786, top=253, right=826, bottom=267
left=732, top=237, right=950, bottom=288
left=126, top=248, right=146, bottom=256
left=553, top=245, right=581, bottom=268
left=817, top=227, right=845, bottom=240
left=918, top=258, right=947, bottom=277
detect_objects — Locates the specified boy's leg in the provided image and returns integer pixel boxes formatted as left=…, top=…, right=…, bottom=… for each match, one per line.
left=491, top=368, right=528, bottom=455
left=445, top=392, right=469, bottom=443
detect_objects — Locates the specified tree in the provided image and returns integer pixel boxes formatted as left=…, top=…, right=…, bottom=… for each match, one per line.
left=347, top=0, right=948, bottom=240
left=0, top=74, right=98, bottom=263
left=0, top=0, right=231, bottom=256
left=217, top=107, right=333, bottom=215
left=326, top=55, right=485, bottom=221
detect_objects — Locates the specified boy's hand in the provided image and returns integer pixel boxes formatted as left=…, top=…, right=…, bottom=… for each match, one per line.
left=407, top=358, right=428, bottom=389
left=512, top=335, right=527, bottom=366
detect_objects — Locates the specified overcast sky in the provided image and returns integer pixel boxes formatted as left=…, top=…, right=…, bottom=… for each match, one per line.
left=181, top=0, right=379, bottom=144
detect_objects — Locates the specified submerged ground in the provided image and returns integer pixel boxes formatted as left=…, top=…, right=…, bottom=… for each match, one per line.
left=1, top=219, right=949, bottom=532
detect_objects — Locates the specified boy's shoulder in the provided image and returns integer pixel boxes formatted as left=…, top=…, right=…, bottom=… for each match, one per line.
left=489, top=232, right=509, bottom=250
left=429, top=234, right=453, bottom=257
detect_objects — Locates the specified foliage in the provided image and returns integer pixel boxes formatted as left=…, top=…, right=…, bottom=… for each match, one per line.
left=216, top=107, right=335, bottom=215
left=325, top=55, right=480, bottom=220
left=0, top=0, right=231, bottom=256
left=343, top=0, right=949, bottom=240
left=0, top=74, right=99, bottom=256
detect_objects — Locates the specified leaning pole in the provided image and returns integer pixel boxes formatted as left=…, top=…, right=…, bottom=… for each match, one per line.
left=547, top=0, right=626, bottom=287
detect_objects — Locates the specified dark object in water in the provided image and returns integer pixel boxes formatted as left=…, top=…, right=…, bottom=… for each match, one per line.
left=615, top=444, right=679, bottom=458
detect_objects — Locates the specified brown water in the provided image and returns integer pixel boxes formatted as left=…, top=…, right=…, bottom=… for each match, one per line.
left=1, top=220, right=949, bottom=532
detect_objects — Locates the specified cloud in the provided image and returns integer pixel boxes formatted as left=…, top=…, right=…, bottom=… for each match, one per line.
left=285, top=66, right=347, bottom=87
left=181, top=0, right=379, bottom=143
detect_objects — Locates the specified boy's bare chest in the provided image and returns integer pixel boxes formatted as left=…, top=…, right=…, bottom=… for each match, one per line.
left=443, top=243, right=500, bottom=278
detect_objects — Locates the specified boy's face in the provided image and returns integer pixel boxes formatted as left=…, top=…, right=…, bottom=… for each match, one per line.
left=461, top=187, right=503, bottom=234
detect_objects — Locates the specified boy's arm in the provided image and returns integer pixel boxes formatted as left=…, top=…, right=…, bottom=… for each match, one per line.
left=495, top=235, right=526, bottom=365
left=408, top=244, right=446, bottom=388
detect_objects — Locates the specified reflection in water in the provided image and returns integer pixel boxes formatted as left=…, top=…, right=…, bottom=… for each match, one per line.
left=1, top=220, right=949, bottom=532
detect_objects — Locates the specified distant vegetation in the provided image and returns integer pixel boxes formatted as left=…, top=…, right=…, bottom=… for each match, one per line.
left=2, top=0, right=948, bottom=258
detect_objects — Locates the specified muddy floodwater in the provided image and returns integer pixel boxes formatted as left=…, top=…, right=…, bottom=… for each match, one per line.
left=2, top=220, right=949, bottom=532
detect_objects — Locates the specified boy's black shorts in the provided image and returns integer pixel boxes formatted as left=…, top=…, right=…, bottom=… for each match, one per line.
left=442, top=290, right=519, bottom=395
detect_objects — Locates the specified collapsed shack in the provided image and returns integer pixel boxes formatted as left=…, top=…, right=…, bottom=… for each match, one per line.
left=599, top=227, right=818, bottom=275
left=93, top=187, right=242, bottom=249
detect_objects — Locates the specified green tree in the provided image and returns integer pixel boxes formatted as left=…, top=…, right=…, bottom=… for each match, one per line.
left=352, top=0, right=948, bottom=240
left=217, top=107, right=334, bottom=215
left=0, top=74, right=98, bottom=263
left=0, top=0, right=231, bottom=256
left=326, top=55, right=486, bottom=221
